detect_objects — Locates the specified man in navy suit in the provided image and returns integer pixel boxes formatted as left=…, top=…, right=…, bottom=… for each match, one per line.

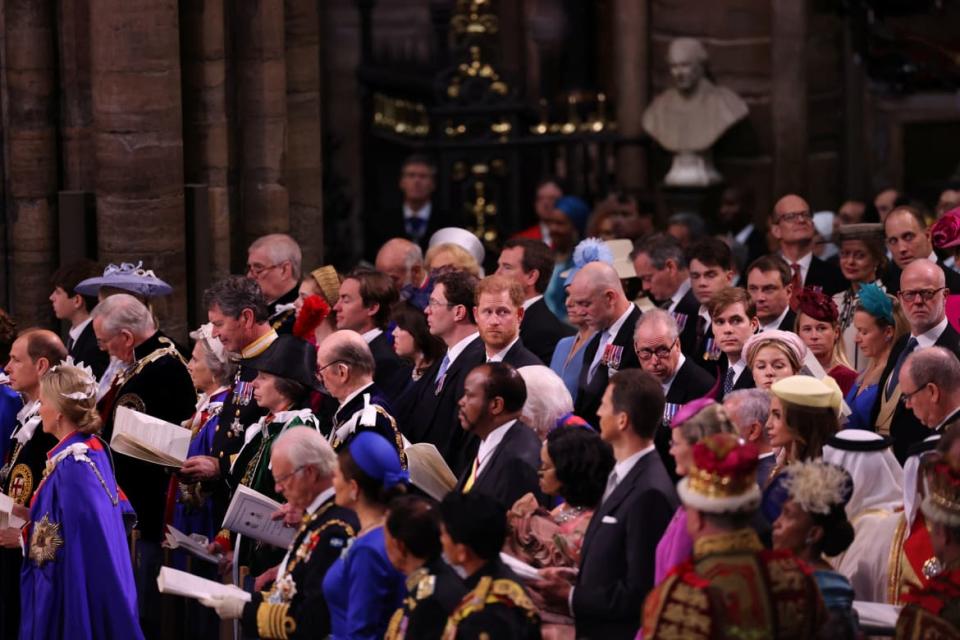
left=569, top=262, right=642, bottom=426
left=871, top=259, right=960, bottom=462
left=48, top=260, right=110, bottom=380
left=333, top=269, right=411, bottom=402
left=497, top=238, right=574, bottom=365
left=454, top=362, right=545, bottom=509
left=474, top=275, right=541, bottom=368
left=723, top=388, right=775, bottom=487
left=534, top=369, right=678, bottom=639
left=631, top=234, right=700, bottom=357
left=770, top=193, right=847, bottom=296
left=394, top=269, right=484, bottom=476
left=710, top=287, right=760, bottom=402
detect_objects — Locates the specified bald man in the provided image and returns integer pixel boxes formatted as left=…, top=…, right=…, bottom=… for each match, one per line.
left=872, top=259, right=960, bottom=462
left=375, top=238, right=427, bottom=290
left=568, top=262, right=642, bottom=425
left=0, top=330, right=66, bottom=637
left=316, top=330, right=405, bottom=459
left=770, top=194, right=846, bottom=296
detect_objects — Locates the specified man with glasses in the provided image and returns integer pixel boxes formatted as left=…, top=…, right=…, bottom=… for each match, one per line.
left=900, top=347, right=960, bottom=437
left=316, top=330, right=405, bottom=459
left=872, top=259, right=960, bottom=462
left=247, top=233, right=302, bottom=334
left=770, top=193, right=846, bottom=297
left=396, top=269, right=485, bottom=476
left=634, top=310, right=714, bottom=481
left=199, top=427, right=358, bottom=638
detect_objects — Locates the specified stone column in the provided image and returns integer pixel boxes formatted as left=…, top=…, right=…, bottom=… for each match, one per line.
left=182, top=0, right=232, bottom=279
left=3, top=0, right=59, bottom=327
left=611, top=0, right=649, bottom=191
left=771, top=0, right=808, bottom=197
left=284, top=0, right=323, bottom=268
left=235, top=0, right=289, bottom=247
left=58, top=0, right=95, bottom=191
left=90, top=0, right=187, bottom=340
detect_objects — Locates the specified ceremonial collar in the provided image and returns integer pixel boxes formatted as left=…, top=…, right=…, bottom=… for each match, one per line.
left=241, top=329, right=278, bottom=359
left=13, top=400, right=41, bottom=445
left=48, top=430, right=90, bottom=458
left=693, top=528, right=763, bottom=560
left=307, top=486, right=335, bottom=515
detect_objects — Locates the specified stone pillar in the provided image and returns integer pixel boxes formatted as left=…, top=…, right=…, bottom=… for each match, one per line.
left=235, top=0, right=289, bottom=247
left=284, top=0, right=324, bottom=268
left=90, top=0, right=187, bottom=340
left=771, top=0, right=808, bottom=197
left=3, top=0, right=59, bottom=327
left=181, top=0, right=232, bottom=279
left=58, top=0, right=95, bottom=191
left=612, top=0, right=649, bottom=191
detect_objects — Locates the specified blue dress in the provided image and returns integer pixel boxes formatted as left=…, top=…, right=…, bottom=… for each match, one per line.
left=321, top=526, right=405, bottom=640
left=814, top=569, right=858, bottom=638
left=844, top=382, right=878, bottom=430
left=20, top=431, right=143, bottom=639
left=549, top=335, right=588, bottom=403
left=171, top=388, right=230, bottom=546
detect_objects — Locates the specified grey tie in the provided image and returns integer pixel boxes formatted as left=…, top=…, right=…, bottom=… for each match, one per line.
left=601, top=471, right=619, bottom=503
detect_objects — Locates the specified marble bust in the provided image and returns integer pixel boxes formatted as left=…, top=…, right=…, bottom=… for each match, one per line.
left=642, top=37, right=749, bottom=187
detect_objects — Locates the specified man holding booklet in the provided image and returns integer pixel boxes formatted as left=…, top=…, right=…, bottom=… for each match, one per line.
left=193, top=427, right=358, bottom=638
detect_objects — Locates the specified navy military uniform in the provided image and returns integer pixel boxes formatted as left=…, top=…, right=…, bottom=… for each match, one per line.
left=330, top=383, right=406, bottom=467
left=386, top=557, right=468, bottom=640
left=0, top=401, right=57, bottom=637
left=268, top=287, right=299, bottom=336
left=441, top=558, right=540, bottom=640
left=240, top=495, right=358, bottom=639
left=98, top=331, right=196, bottom=543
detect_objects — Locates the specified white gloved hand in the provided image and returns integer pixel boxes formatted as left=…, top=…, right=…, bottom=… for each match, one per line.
left=199, top=594, right=245, bottom=620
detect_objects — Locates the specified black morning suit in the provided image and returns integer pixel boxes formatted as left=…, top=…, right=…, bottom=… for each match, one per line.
left=497, top=339, right=542, bottom=369
left=572, top=451, right=678, bottom=639
left=368, top=332, right=414, bottom=403
left=656, top=360, right=716, bottom=482
left=69, top=321, right=110, bottom=380
left=453, top=420, right=546, bottom=510
left=670, top=287, right=701, bottom=358
left=396, top=334, right=486, bottom=478
left=366, top=204, right=451, bottom=260
left=574, top=306, right=642, bottom=427
left=805, top=255, right=848, bottom=296
left=714, top=353, right=757, bottom=402
left=870, top=325, right=960, bottom=463
left=519, top=298, right=574, bottom=365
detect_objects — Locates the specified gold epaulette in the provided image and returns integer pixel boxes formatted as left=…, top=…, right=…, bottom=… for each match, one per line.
left=446, top=576, right=538, bottom=627
left=256, top=602, right=296, bottom=639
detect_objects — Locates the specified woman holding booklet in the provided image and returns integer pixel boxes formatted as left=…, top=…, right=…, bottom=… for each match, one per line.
left=226, top=334, right=324, bottom=579
left=19, top=363, right=143, bottom=639
left=167, top=323, right=234, bottom=557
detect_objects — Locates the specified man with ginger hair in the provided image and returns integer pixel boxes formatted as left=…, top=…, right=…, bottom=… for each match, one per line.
left=474, top=275, right=540, bottom=368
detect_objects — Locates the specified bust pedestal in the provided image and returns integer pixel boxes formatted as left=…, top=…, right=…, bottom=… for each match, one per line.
left=663, top=151, right=722, bottom=187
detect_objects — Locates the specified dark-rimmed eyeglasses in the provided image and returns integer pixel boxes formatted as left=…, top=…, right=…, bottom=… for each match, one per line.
left=898, top=288, right=946, bottom=303
left=635, top=339, right=678, bottom=361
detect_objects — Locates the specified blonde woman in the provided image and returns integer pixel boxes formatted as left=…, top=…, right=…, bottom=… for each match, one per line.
left=20, top=363, right=142, bottom=639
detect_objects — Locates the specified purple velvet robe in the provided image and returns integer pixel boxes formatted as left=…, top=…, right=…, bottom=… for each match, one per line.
left=20, top=431, right=143, bottom=639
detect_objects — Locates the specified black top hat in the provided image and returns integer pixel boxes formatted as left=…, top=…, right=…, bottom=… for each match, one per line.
left=246, top=334, right=320, bottom=391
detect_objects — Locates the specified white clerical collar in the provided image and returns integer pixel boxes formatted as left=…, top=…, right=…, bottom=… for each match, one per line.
left=760, top=306, right=791, bottom=333
left=403, top=202, right=431, bottom=221
left=487, top=336, right=519, bottom=362
left=522, top=295, right=543, bottom=311
left=446, top=331, right=480, bottom=364
left=662, top=353, right=686, bottom=395
left=913, top=317, right=949, bottom=350
left=360, top=328, right=383, bottom=344
left=668, top=279, right=692, bottom=312
left=69, top=317, right=92, bottom=343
